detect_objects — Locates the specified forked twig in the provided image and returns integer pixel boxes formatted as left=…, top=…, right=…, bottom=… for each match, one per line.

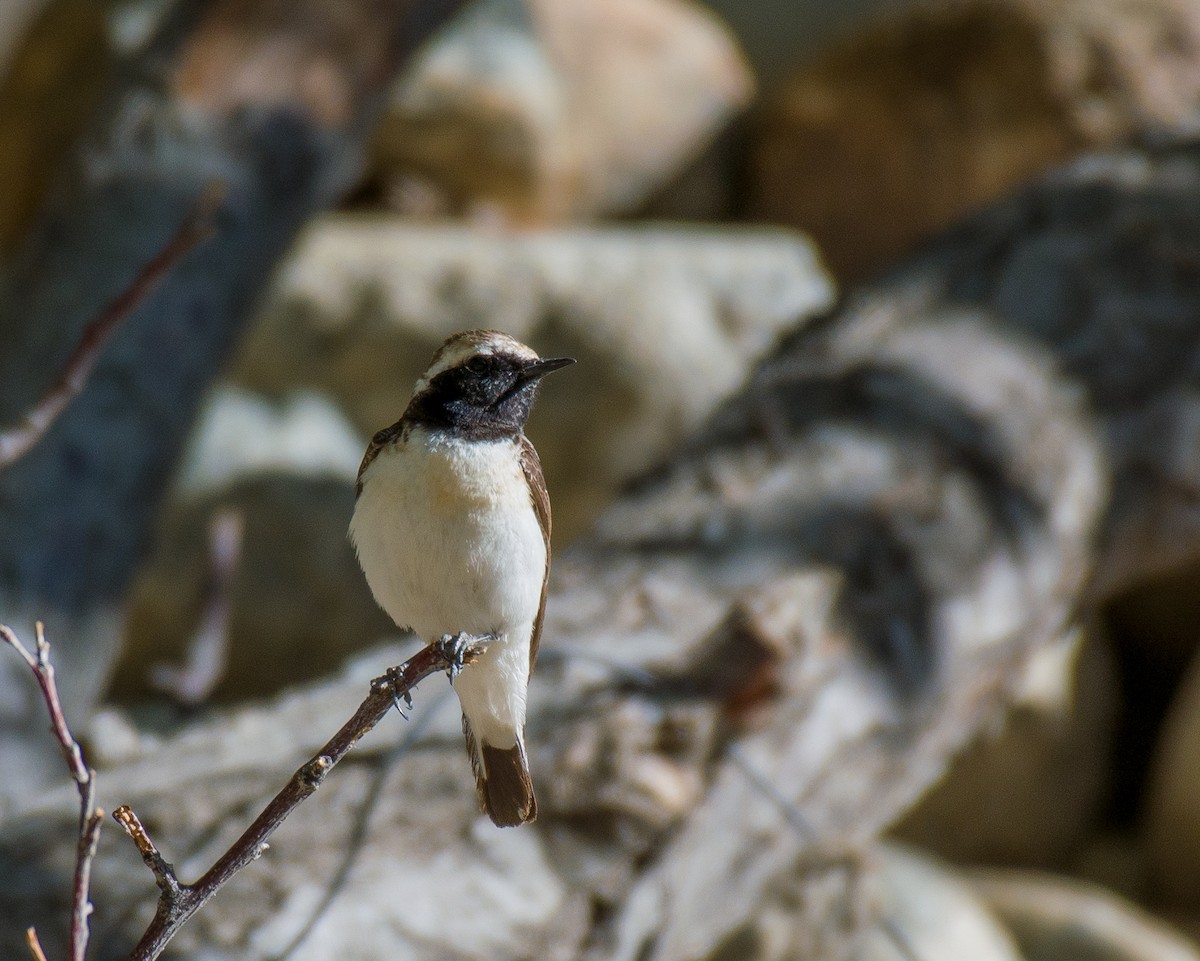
left=115, top=633, right=489, bottom=961
left=0, top=623, right=104, bottom=961
left=0, top=184, right=223, bottom=469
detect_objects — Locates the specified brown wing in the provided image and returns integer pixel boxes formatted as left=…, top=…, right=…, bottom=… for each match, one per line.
left=518, top=434, right=552, bottom=671
left=355, top=419, right=406, bottom=497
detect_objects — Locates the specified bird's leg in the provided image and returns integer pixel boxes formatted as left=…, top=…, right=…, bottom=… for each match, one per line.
left=438, top=631, right=497, bottom=680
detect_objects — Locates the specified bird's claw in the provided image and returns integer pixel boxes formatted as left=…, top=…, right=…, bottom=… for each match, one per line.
left=382, top=666, right=415, bottom=718
left=439, top=631, right=496, bottom=681
left=441, top=632, right=470, bottom=680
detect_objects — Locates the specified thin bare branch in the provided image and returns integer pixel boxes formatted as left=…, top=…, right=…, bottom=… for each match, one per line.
left=112, top=807, right=183, bottom=903
left=25, top=927, right=49, bottom=961
left=0, top=184, right=223, bottom=469
left=117, top=633, right=489, bottom=961
left=0, top=624, right=105, bottom=961
left=72, top=804, right=106, bottom=961
left=268, top=689, right=454, bottom=961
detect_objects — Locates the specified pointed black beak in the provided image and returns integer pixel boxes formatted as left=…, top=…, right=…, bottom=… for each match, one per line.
left=517, top=356, right=576, bottom=384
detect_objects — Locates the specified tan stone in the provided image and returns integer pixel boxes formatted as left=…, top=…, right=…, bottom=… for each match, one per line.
left=752, top=0, right=1200, bottom=281
left=372, top=0, right=753, bottom=222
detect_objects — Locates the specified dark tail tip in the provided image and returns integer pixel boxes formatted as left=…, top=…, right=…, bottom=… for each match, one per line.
left=481, top=742, right=537, bottom=827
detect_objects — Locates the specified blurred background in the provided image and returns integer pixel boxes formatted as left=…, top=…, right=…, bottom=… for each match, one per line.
left=2, top=0, right=1200, bottom=959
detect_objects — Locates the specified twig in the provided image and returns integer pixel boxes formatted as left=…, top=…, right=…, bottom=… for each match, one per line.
left=0, top=623, right=105, bottom=961
left=115, top=633, right=489, bottom=961
left=0, top=184, right=223, bottom=469
left=25, top=929, right=49, bottom=961
left=269, top=688, right=454, bottom=961
left=151, top=508, right=244, bottom=705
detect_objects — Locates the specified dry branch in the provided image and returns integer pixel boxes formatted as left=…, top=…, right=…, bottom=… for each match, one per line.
left=115, top=634, right=489, bottom=961
left=25, top=929, right=49, bottom=961
left=0, top=624, right=104, bottom=961
left=0, top=188, right=220, bottom=470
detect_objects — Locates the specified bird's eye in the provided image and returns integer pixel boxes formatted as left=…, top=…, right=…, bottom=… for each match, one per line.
left=465, top=357, right=490, bottom=375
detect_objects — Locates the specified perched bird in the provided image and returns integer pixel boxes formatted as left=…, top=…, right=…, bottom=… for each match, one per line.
left=350, top=330, right=574, bottom=826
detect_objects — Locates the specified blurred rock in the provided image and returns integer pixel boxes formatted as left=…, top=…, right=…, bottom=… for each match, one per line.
left=1103, top=562, right=1200, bottom=840
left=174, top=387, right=363, bottom=496
left=701, top=0, right=908, bottom=91
left=231, top=216, right=835, bottom=539
left=1108, top=559, right=1200, bottom=667
left=973, top=869, right=1200, bottom=961
left=1145, top=642, right=1200, bottom=911
left=0, top=0, right=110, bottom=255
left=862, top=843, right=1022, bottom=961
left=371, top=0, right=753, bottom=222
left=115, top=390, right=393, bottom=703
left=1074, top=833, right=1150, bottom=906
left=0, top=0, right=50, bottom=74
left=752, top=0, right=1200, bottom=281
left=893, top=624, right=1116, bottom=869
left=118, top=472, right=395, bottom=703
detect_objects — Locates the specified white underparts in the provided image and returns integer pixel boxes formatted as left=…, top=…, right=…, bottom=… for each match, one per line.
left=350, top=426, right=544, bottom=747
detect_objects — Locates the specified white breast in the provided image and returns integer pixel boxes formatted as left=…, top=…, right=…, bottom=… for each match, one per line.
left=349, top=426, right=546, bottom=643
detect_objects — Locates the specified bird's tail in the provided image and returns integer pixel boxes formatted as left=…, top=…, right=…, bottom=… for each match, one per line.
left=462, top=715, right=537, bottom=827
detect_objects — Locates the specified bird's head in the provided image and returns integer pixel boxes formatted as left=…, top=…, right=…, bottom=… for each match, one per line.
left=406, top=330, right=575, bottom=438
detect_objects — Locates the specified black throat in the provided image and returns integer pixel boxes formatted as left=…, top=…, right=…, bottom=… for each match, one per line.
left=402, top=373, right=538, bottom=442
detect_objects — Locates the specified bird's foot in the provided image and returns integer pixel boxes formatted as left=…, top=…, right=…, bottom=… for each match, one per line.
left=382, top=665, right=415, bottom=718
left=439, top=631, right=497, bottom=681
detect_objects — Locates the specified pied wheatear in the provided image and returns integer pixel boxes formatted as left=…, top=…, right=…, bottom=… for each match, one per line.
left=350, top=330, right=573, bottom=826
